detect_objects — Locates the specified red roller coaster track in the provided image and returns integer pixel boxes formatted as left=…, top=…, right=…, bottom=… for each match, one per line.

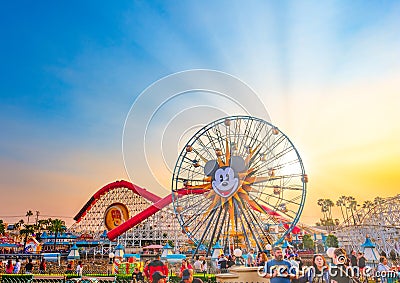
left=74, top=180, right=300, bottom=241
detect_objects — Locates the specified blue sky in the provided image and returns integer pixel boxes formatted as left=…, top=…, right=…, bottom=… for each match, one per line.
left=1, top=1, right=399, bottom=226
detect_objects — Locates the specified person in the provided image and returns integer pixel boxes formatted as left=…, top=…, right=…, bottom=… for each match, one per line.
left=376, top=256, right=393, bottom=283
left=144, top=256, right=168, bottom=282
left=180, top=259, right=193, bottom=277
left=201, top=257, right=207, bottom=275
left=132, top=267, right=145, bottom=283
left=13, top=258, right=21, bottom=274
left=227, top=255, right=235, bottom=268
left=152, top=271, right=167, bottom=283
left=246, top=249, right=256, bottom=267
left=143, top=260, right=151, bottom=280
left=39, top=258, right=46, bottom=274
left=288, top=254, right=299, bottom=270
left=331, top=248, right=353, bottom=283
left=264, top=247, right=297, bottom=283
left=302, top=254, right=330, bottom=283
left=350, top=250, right=358, bottom=267
left=217, top=254, right=228, bottom=273
left=66, top=261, right=74, bottom=274
left=25, top=258, right=34, bottom=274
left=181, top=269, right=203, bottom=283
left=357, top=252, right=366, bottom=276
left=295, top=255, right=304, bottom=271
left=193, top=256, right=203, bottom=273
left=258, top=252, right=268, bottom=267
left=76, top=261, right=83, bottom=276
left=5, top=259, right=14, bottom=274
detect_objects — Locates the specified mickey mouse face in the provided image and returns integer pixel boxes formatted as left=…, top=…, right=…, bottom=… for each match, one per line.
left=212, top=167, right=239, bottom=197
left=204, top=156, right=247, bottom=198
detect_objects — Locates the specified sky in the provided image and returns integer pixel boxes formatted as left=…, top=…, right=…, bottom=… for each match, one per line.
left=0, top=1, right=399, bottom=228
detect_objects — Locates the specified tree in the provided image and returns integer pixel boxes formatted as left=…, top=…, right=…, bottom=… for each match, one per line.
left=317, top=199, right=335, bottom=231
left=325, top=234, right=339, bottom=248
left=48, top=219, right=66, bottom=251
left=26, top=210, right=33, bottom=224
left=336, top=196, right=347, bottom=224
left=14, top=219, right=24, bottom=230
left=0, top=219, right=5, bottom=235
left=302, top=234, right=314, bottom=250
left=20, top=224, right=35, bottom=252
left=324, top=199, right=335, bottom=221
left=362, top=200, right=374, bottom=210
left=346, top=196, right=358, bottom=225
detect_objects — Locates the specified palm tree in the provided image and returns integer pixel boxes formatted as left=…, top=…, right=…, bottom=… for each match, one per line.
left=20, top=224, right=35, bottom=252
left=14, top=219, right=24, bottom=230
left=362, top=200, right=374, bottom=209
left=347, top=196, right=358, bottom=225
left=336, top=196, right=347, bottom=224
left=317, top=199, right=328, bottom=220
left=48, top=219, right=66, bottom=251
left=374, top=197, right=384, bottom=205
left=0, top=219, right=5, bottom=235
left=26, top=210, right=33, bottom=224
left=324, top=199, right=335, bottom=220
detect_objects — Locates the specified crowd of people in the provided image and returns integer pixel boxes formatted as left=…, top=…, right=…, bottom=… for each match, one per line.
left=262, top=246, right=399, bottom=283
left=1, top=246, right=399, bottom=283
left=1, top=258, right=47, bottom=274
left=137, top=255, right=203, bottom=283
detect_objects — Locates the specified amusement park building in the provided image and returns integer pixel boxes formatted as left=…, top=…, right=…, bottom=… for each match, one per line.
left=68, top=180, right=187, bottom=251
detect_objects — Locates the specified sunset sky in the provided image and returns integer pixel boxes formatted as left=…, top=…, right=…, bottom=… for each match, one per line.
left=1, top=1, right=399, bottom=228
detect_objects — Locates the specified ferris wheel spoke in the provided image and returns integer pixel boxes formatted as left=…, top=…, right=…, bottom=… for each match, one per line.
left=193, top=206, right=221, bottom=255
left=235, top=199, right=265, bottom=249
left=235, top=201, right=254, bottom=249
left=240, top=199, right=273, bottom=243
left=212, top=207, right=228, bottom=254
left=194, top=137, right=216, bottom=160
left=200, top=205, right=223, bottom=255
left=204, top=129, right=223, bottom=158
left=256, top=197, right=298, bottom=221
left=213, top=124, right=226, bottom=154
left=180, top=195, right=212, bottom=217
left=179, top=195, right=210, bottom=216
left=264, top=134, right=286, bottom=155
left=251, top=190, right=301, bottom=207
left=238, top=118, right=255, bottom=157
left=182, top=200, right=215, bottom=227
left=257, top=184, right=304, bottom=191
left=189, top=205, right=217, bottom=237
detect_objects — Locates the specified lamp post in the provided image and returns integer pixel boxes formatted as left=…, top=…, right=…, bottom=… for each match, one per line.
left=115, top=244, right=125, bottom=259
left=108, top=252, right=115, bottom=275
left=211, top=241, right=223, bottom=269
left=233, top=249, right=243, bottom=266
left=161, top=243, right=173, bottom=259
left=212, top=241, right=223, bottom=259
left=108, top=252, right=115, bottom=264
left=361, top=236, right=379, bottom=268
left=265, top=244, right=272, bottom=257
left=67, top=243, right=80, bottom=261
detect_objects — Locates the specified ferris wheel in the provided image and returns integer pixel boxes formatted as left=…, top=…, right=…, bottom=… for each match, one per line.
left=171, top=116, right=307, bottom=254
